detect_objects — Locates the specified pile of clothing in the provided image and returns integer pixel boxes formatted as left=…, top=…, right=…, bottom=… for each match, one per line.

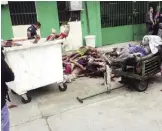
left=62, top=35, right=162, bottom=83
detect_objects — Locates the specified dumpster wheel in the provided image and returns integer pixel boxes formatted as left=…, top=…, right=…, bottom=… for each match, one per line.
left=21, top=94, right=32, bottom=104
left=58, top=83, right=67, bottom=92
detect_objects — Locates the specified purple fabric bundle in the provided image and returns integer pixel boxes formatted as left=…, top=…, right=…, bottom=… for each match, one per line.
left=128, top=44, right=148, bottom=56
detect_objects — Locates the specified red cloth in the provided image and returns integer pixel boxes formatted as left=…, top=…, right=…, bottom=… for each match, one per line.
left=55, top=34, right=61, bottom=39
left=46, top=35, right=54, bottom=41
left=60, top=33, right=67, bottom=39
left=5, top=41, right=13, bottom=47
left=55, top=33, right=67, bottom=39
left=64, top=63, right=72, bottom=74
left=46, top=33, right=67, bottom=41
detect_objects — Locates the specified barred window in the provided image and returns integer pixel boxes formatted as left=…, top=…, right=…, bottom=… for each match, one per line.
left=133, top=1, right=148, bottom=25
left=100, top=1, right=148, bottom=28
left=8, top=1, right=37, bottom=25
left=57, top=1, right=81, bottom=25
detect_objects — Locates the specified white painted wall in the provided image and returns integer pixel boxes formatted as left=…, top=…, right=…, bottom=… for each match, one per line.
left=1, top=1, right=8, bottom=5
left=12, top=21, right=83, bottom=51
left=12, top=25, right=41, bottom=39
left=61, top=21, right=83, bottom=51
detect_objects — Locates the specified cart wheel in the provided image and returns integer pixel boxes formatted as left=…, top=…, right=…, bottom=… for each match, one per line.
left=58, top=83, right=67, bottom=92
left=21, top=94, right=32, bottom=104
left=11, top=90, right=17, bottom=95
left=134, top=80, right=148, bottom=92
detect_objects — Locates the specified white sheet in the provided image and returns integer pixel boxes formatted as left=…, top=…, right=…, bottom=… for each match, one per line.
left=142, top=35, right=162, bottom=54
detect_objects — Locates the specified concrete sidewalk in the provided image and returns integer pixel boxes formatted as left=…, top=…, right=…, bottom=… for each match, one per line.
left=9, top=75, right=162, bottom=131
left=9, top=41, right=162, bottom=131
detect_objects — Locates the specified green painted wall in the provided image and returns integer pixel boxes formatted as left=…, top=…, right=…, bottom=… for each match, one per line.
left=35, top=1, right=60, bottom=37
left=102, top=25, right=133, bottom=45
left=102, top=24, right=146, bottom=45
left=81, top=2, right=89, bottom=46
left=1, top=5, right=13, bottom=40
left=133, top=24, right=146, bottom=41
left=81, top=1, right=102, bottom=47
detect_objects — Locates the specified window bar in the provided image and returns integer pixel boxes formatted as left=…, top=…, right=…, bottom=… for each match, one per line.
left=141, top=2, right=143, bottom=24
left=102, top=2, right=104, bottom=27
left=126, top=2, right=127, bottom=25
left=118, top=2, right=120, bottom=26
left=115, top=2, right=117, bottom=27
left=128, top=2, right=130, bottom=25
left=15, top=3, right=18, bottom=25
left=104, top=2, right=106, bottom=27
left=107, top=2, right=108, bottom=27
left=22, top=2, right=25, bottom=25
left=110, top=2, right=112, bottom=27
left=112, top=2, right=114, bottom=27
left=126, top=1, right=127, bottom=25
left=119, top=1, right=121, bottom=26
left=105, top=2, right=107, bottom=27
left=120, top=2, right=122, bottom=26
left=123, top=2, right=125, bottom=26
left=106, top=2, right=108, bottom=27
left=103, top=2, right=104, bottom=27
left=138, top=2, right=140, bottom=24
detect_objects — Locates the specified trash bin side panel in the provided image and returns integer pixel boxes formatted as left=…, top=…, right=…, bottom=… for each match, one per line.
left=4, top=42, right=63, bottom=95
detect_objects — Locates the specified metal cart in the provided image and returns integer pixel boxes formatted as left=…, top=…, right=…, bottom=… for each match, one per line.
left=4, top=39, right=67, bottom=104
left=76, top=53, right=161, bottom=103
left=112, top=53, right=161, bottom=92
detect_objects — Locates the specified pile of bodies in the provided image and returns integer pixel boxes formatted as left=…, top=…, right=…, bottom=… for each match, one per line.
left=63, top=35, right=162, bottom=83
left=63, top=46, right=106, bottom=82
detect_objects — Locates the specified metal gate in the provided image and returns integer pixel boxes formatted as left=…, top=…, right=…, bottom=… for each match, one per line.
left=8, top=1, right=37, bottom=25
left=100, top=1, right=160, bottom=45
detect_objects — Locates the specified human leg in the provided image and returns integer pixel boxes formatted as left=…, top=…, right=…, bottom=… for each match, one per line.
left=1, top=104, right=10, bottom=131
left=146, top=24, right=153, bottom=35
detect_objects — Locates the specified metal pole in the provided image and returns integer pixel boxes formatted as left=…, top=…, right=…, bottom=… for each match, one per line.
left=85, top=1, right=90, bottom=34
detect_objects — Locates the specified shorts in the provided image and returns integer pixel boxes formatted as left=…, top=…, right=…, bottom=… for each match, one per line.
left=1, top=104, right=9, bottom=131
left=56, top=33, right=67, bottom=39
left=46, top=33, right=67, bottom=41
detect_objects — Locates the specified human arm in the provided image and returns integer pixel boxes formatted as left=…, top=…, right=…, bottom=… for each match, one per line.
left=70, top=53, right=81, bottom=61
left=70, top=60, right=86, bottom=71
left=33, top=34, right=41, bottom=44
left=150, top=12, right=155, bottom=25
left=154, top=12, right=160, bottom=24
left=27, top=31, right=32, bottom=38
